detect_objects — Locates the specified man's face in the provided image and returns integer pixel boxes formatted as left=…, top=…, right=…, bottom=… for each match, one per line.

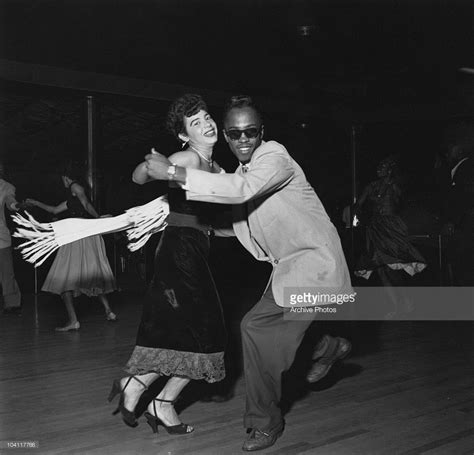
left=223, top=107, right=263, bottom=164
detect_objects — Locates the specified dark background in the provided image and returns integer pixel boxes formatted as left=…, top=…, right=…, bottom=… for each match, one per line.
left=0, top=0, right=473, bottom=292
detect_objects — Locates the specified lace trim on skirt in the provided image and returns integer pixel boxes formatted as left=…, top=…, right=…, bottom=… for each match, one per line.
left=124, top=346, right=225, bottom=383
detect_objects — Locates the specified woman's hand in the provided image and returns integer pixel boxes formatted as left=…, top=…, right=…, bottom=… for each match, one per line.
left=16, top=200, right=30, bottom=211
left=25, top=198, right=38, bottom=206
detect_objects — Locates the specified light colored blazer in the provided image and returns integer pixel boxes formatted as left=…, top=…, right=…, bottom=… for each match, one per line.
left=185, top=140, right=352, bottom=307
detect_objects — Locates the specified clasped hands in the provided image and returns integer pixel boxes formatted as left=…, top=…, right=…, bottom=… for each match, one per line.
left=15, top=199, right=37, bottom=211
left=144, top=149, right=172, bottom=180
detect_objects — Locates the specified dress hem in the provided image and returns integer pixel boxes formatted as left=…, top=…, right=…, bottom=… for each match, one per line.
left=124, top=346, right=225, bottom=383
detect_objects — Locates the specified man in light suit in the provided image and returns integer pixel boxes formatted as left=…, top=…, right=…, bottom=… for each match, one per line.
left=145, top=95, right=353, bottom=451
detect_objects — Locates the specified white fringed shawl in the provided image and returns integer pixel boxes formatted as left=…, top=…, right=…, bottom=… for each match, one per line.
left=12, top=196, right=169, bottom=267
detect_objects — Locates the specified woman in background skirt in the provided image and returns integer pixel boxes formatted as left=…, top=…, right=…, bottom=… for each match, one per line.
left=354, top=155, right=426, bottom=317
left=26, top=167, right=117, bottom=331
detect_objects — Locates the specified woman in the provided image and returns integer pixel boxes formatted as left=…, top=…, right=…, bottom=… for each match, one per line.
left=354, top=156, right=426, bottom=316
left=108, top=94, right=226, bottom=435
left=26, top=169, right=117, bottom=331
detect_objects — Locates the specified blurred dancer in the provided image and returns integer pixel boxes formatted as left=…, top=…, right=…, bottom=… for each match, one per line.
left=27, top=168, right=117, bottom=330
left=354, top=156, right=426, bottom=317
left=0, top=163, right=22, bottom=315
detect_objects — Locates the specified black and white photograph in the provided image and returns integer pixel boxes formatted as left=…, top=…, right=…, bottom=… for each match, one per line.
left=0, top=1, right=473, bottom=453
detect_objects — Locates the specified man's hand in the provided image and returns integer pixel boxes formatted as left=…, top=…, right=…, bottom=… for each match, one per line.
left=144, top=151, right=172, bottom=181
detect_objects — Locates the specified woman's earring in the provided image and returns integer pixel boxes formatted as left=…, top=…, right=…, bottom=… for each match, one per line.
left=181, top=141, right=188, bottom=149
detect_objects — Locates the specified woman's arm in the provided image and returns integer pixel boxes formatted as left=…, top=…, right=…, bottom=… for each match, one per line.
left=71, top=183, right=99, bottom=218
left=353, top=183, right=371, bottom=214
left=132, top=149, right=201, bottom=185
left=26, top=198, right=67, bottom=214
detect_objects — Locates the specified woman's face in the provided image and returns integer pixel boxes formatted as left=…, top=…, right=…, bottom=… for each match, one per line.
left=180, top=109, right=218, bottom=147
left=376, top=161, right=390, bottom=178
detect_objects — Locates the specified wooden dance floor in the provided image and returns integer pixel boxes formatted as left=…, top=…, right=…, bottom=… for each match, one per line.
left=1, top=289, right=474, bottom=455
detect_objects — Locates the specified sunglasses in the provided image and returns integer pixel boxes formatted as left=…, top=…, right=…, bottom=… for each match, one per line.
left=225, top=127, right=261, bottom=141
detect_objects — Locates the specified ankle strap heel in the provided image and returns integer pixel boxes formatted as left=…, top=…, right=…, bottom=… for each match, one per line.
left=145, top=397, right=194, bottom=435
left=108, top=375, right=149, bottom=428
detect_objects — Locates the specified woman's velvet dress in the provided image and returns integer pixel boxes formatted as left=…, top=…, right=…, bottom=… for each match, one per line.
left=125, top=187, right=226, bottom=383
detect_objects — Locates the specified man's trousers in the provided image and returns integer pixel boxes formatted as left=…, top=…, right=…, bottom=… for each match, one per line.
left=241, top=283, right=312, bottom=431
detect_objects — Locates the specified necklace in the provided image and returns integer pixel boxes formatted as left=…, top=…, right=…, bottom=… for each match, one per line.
left=189, top=145, right=213, bottom=167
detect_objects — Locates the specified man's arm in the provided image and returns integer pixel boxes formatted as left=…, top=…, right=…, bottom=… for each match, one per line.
left=214, top=226, right=236, bottom=237
left=145, top=143, right=294, bottom=204
left=186, top=158, right=293, bottom=204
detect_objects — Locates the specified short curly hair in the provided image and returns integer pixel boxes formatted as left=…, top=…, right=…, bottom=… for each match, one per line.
left=166, top=94, right=208, bottom=139
left=223, top=95, right=262, bottom=125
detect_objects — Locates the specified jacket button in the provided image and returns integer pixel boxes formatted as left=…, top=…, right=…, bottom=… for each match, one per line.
left=274, top=259, right=279, bottom=264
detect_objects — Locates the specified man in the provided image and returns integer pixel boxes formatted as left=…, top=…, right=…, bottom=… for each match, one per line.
left=0, top=163, right=22, bottom=315
left=145, top=95, right=353, bottom=451
left=443, top=135, right=474, bottom=285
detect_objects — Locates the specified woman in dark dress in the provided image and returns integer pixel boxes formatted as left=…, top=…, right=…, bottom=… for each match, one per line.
left=354, top=156, right=426, bottom=316
left=109, top=94, right=226, bottom=434
left=26, top=171, right=117, bottom=331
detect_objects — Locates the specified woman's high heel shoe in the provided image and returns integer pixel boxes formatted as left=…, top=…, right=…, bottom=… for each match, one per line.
left=108, top=376, right=148, bottom=427
left=144, top=398, right=194, bottom=435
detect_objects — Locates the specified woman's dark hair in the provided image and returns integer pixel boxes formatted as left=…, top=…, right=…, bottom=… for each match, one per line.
left=166, top=94, right=208, bottom=139
left=378, top=154, right=405, bottom=193
left=223, top=95, right=262, bottom=125
left=61, top=162, right=86, bottom=185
